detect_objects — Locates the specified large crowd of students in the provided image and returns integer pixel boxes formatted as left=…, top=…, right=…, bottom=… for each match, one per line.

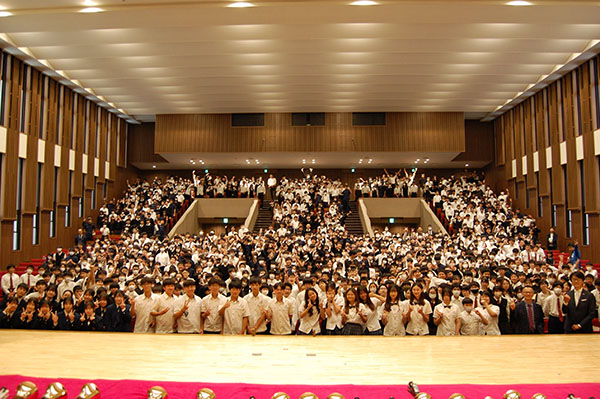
left=1, top=171, right=598, bottom=336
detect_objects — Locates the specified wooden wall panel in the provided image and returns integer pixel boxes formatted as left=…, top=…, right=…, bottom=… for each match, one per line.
left=487, top=54, right=600, bottom=262
left=453, top=120, right=494, bottom=163
left=154, top=112, right=465, bottom=154
left=0, top=50, right=136, bottom=266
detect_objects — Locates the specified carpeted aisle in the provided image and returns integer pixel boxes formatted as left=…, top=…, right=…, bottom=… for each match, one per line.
left=0, top=375, right=598, bottom=398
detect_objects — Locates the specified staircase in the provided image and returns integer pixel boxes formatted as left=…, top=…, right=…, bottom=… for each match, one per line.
left=344, top=201, right=364, bottom=235
left=253, top=200, right=274, bottom=233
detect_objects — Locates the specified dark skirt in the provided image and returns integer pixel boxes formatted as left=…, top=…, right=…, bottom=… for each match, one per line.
left=342, top=323, right=364, bottom=335
left=364, top=328, right=382, bottom=336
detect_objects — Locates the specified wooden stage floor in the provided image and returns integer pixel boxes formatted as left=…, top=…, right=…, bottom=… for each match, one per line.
left=1, top=331, right=599, bottom=385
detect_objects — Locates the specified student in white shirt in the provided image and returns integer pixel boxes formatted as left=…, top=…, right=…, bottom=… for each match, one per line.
left=341, top=287, right=367, bottom=335
left=201, top=278, right=228, bottom=334
left=173, top=280, right=202, bottom=333
left=478, top=291, right=500, bottom=335
left=324, top=283, right=344, bottom=335
left=433, top=289, right=460, bottom=336
left=243, top=276, right=269, bottom=335
left=298, top=287, right=324, bottom=336
left=151, top=278, right=177, bottom=334
left=405, top=283, right=432, bottom=336
left=358, top=285, right=383, bottom=335
left=267, top=283, right=294, bottom=335
left=220, top=279, right=249, bottom=335
left=457, top=297, right=488, bottom=335
left=1, top=264, right=20, bottom=296
left=382, top=284, right=408, bottom=336
left=283, top=282, right=299, bottom=330
left=543, top=282, right=565, bottom=334
left=20, top=265, right=38, bottom=289
left=131, top=277, right=158, bottom=333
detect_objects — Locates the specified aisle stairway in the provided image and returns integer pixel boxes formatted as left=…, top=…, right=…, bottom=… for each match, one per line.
left=344, top=201, right=364, bottom=235
left=253, top=200, right=273, bottom=233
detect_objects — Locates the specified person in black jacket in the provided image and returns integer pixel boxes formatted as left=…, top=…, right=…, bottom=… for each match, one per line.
left=546, top=227, right=558, bottom=250
left=491, top=286, right=511, bottom=335
left=0, top=298, right=20, bottom=329
left=79, top=302, right=99, bottom=331
left=510, top=286, right=544, bottom=334
left=109, top=291, right=132, bottom=332
left=562, top=271, right=597, bottom=333
left=33, top=300, right=56, bottom=330
left=18, top=299, right=38, bottom=329
left=95, top=294, right=114, bottom=331
left=56, top=297, right=80, bottom=331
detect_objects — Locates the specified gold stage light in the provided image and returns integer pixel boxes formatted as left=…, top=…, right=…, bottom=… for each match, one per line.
left=449, top=395, right=466, bottom=399
left=40, top=382, right=66, bottom=399
left=415, top=394, right=431, bottom=399
left=531, top=395, right=546, bottom=399
left=299, top=393, right=319, bottom=399
left=271, top=393, right=290, bottom=399
left=76, top=383, right=100, bottom=399
left=147, top=386, right=168, bottom=399
left=504, top=390, right=521, bottom=399
left=327, top=393, right=345, bottom=399
left=196, top=388, right=216, bottom=399
left=12, top=381, right=38, bottom=399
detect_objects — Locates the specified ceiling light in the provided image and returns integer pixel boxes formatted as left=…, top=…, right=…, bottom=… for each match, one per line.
left=359, top=159, right=363, bottom=163
left=227, top=1, right=254, bottom=7
left=0, top=11, right=12, bottom=17
left=255, top=160, right=260, bottom=163
left=190, top=159, right=194, bottom=163
left=83, top=0, right=96, bottom=4
left=79, top=7, right=103, bottom=12
left=507, top=0, right=531, bottom=5
left=351, top=0, right=377, bottom=5
left=302, top=159, right=306, bottom=163
left=465, top=163, right=470, bottom=167
left=152, top=165, right=156, bottom=169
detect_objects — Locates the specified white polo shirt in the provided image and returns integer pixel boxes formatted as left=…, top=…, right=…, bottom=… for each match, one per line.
left=268, top=297, right=293, bottom=335
left=174, top=294, right=202, bottom=333
left=223, top=297, right=250, bottom=335
left=201, top=293, right=227, bottom=332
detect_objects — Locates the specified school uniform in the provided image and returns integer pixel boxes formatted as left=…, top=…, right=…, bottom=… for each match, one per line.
left=56, top=311, right=80, bottom=331
left=267, top=297, right=294, bottom=335
left=433, top=303, right=459, bottom=336
left=478, top=305, right=501, bottom=335
left=324, top=295, right=344, bottom=335
left=109, top=303, right=132, bottom=332
left=33, top=314, right=55, bottom=330
left=0, top=309, right=19, bottom=329
left=244, top=292, right=270, bottom=334
left=201, top=293, right=227, bottom=333
left=20, top=273, right=38, bottom=289
left=405, top=300, right=432, bottom=336
left=1, top=273, right=20, bottom=296
left=341, top=304, right=366, bottom=335
left=95, top=306, right=113, bottom=331
left=543, top=293, right=564, bottom=334
left=222, top=297, right=250, bottom=335
left=173, top=294, right=202, bottom=333
left=298, top=301, right=322, bottom=335
left=458, top=310, right=483, bottom=335
left=363, top=298, right=382, bottom=335
left=154, top=293, right=177, bottom=334
left=79, top=314, right=99, bottom=331
left=383, top=302, right=407, bottom=336
left=133, top=293, right=158, bottom=333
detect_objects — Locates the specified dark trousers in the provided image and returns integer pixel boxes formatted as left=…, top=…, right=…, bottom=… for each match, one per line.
left=548, top=316, right=564, bottom=334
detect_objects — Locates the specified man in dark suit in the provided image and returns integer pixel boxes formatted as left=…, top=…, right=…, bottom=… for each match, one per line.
left=562, top=271, right=597, bottom=333
left=510, top=286, right=544, bottom=334
left=546, top=227, right=558, bottom=250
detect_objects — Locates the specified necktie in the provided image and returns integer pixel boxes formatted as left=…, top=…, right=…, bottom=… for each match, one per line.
left=557, top=297, right=563, bottom=322
left=28, top=275, right=30, bottom=286
left=9, top=274, right=13, bottom=291
left=527, top=304, right=534, bottom=332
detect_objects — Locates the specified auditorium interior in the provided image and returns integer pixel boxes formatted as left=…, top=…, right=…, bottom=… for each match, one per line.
left=0, top=0, right=600, bottom=398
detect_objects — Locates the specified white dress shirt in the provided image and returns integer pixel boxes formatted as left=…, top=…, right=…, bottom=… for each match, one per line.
left=268, top=297, right=293, bottom=335
left=222, top=297, right=250, bottom=335
left=433, top=303, right=459, bottom=336
left=201, top=293, right=227, bottom=332
left=244, top=292, right=269, bottom=333
left=1, top=273, right=20, bottom=295
left=174, top=294, right=202, bottom=333
left=133, top=293, right=158, bottom=333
